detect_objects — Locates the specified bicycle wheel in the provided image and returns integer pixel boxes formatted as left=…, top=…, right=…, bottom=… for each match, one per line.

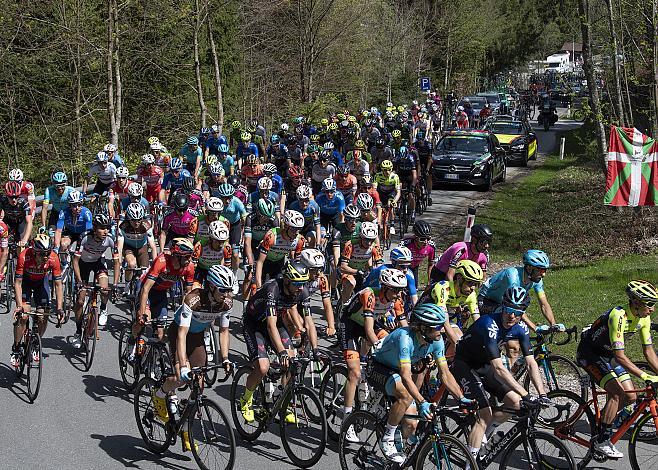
left=414, top=432, right=477, bottom=470
left=301, top=351, right=331, bottom=393
left=133, top=377, right=173, bottom=454
left=203, top=327, right=219, bottom=386
left=538, top=389, right=594, bottom=467
left=398, top=203, right=407, bottom=236
left=338, top=410, right=384, bottom=470
left=26, top=332, right=43, bottom=403
left=229, top=364, right=267, bottom=441
left=319, top=363, right=350, bottom=441
left=499, top=430, right=577, bottom=469
left=524, top=354, right=588, bottom=400
left=629, top=411, right=658, bottom=470
left=82, top=303, right=98, bottom=371
left=279, top=385, right=327, bottom=468
left=118, top=327, right=140, bottom=390
left=0, top=269, right=9, bottom=314
left=188, top=398, right=236, bottom=470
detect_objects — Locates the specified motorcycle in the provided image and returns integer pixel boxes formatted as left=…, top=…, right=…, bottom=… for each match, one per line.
left=537, top=104, right=558, bottom=131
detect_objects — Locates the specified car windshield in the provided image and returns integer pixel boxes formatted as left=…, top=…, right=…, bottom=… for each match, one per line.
left=480, top=94, right=500, bottom=104
left=489, top=123, right=523, bottom=135
left=437, top=136, right=488, bottom=153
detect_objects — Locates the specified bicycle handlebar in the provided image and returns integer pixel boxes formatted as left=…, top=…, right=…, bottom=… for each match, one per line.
left=554, top=325, right=578, bottom=346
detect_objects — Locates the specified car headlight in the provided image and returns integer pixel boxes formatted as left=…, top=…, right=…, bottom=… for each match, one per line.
left=511, top=144, right=525, bottom=151
left=472, top=163, right=487, bottom=176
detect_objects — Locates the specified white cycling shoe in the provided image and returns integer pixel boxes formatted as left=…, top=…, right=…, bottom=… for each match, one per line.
left=344, top=424, right=360, bottom=443
left=594, top=439, right=623, bottom=459
left=379, top=437, right=405, bottom=464
left=98, top=309, right=108, bottom=326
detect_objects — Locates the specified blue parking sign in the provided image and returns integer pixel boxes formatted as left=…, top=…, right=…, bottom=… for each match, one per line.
left=420, top=77, right=431, bottom=91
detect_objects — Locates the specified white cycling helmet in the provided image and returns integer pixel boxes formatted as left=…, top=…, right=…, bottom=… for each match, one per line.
left=209, top=162, right=225, bottom=176
left=360, top=221, right=378, bottom=240
left=257, top=177, right=273, bottom=191
left=142, top=153, right=155, bottom=165
left=457, top=105, right=464, bottom=111
left=68, top=190, right=84, bottom=204
left=206, top=196, right=224, bottom=212
left=322, top=178, right=336, bottom=192
left=296, top=185, right=312, bottom=200
left=8, top=168, right=23, bottom=182
left=280, top=123, right=289, bottom=132
left=96, top=151, right=108, bottom=162
left=128, top=182, right=143, bottom=197
left=323, top=142, right=335, bottom=151
left=104, top=143, right=117, bottom=152
left=356, top=193, right=374, bottom=211
left=207, top=265, right=235, bottom=290
left=126, top=202, right=145, bottom=220
left=300, top=248, right=325, bottom=269
left=208, top=220, right=230, bottom=242
left=116, top=166, right=130, bottom=178
left=149, top=141, right=163, bottom=151
left=284, top=210, right=305, bottom=229
left=263, top=163, right=277, bottom=175
left=380, top=268, right=408, bottom=289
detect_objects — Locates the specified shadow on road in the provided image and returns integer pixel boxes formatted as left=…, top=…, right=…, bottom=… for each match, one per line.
left=90, top=433, right=193, bottom=469
left=82, top=373, right=133, bottom=403
left=0, top=363, right=32, bottom=404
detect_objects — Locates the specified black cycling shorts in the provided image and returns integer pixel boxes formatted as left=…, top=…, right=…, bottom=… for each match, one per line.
left=450, top=358, right=513, bottom=410
left=576, top=345, right=630, bottom=388
left=367, top=359, right=400, bottom=398
left=242, top=316, right=291, bottom=362
left=78, top=258, right=108, bottom=283
left=21, top=277, right=50, bottom=307
left=339, top=316, right=365, bottom=357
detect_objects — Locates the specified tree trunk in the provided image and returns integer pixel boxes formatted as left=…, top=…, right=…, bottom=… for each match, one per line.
left=206, top=2, right=224, bottom=133
left=578, top=0, right=608, bottom=166
left=193, top=0, right=207, bottom=128
left=605, top=0, right=625, bottom=125
left=112, top=0, right=122, bottom=144
left=107, top=0, right=118, bottom=146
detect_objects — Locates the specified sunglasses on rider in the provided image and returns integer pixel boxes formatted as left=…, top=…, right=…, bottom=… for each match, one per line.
left=643, top=300, right=656, bottom=308
left=290, top=280, right=306, bottom=287
left=502, top=306, right=525, bottom=317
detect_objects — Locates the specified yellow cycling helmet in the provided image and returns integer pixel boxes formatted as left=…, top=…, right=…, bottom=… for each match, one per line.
left=231, top=120, right=242, bottom=129
left=328, top=123, right=339, bottom=131
left=147, top=136, right=159, bottom=145
left=283, top=260, right=310, bottom=282
left=391, top=129, right=402, bottom=138
left=627, top=280, right=658, bottom=304
left=240, top=131, right=252, bottom=142
left=354, top=139, right=365, bottom=149
left=454, top=260, right=484, bottom=283
left=348, top=115, right=357, bottom=123
left=320, top=118, right=329, bottom=126
left=397, top=105, right=405, bottom=113
left=380, top=160, right=393, bottom=170
left=310, top=134, right=320, bottom=143
left=205, top=154, right=218, bottom=165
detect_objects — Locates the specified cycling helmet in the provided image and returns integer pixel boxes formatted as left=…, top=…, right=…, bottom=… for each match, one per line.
left=337, top=165, right=350, bottom=176
left=354, top=140, right=365, bottom=149
left=324, top=142, right=335, bottom=151
left=257, top=198, right=276, bottom=219
left=32, top=233, right=52, bottom=253
left=523, top=249, right=550, bottom=269
left=52, top=172, right=68, bottom=184
left=328, top=123, right=338, bottom=131
left=246, top=125, right=256, bottom=134
left=208, top=220, right=230, bottom=242
left=360, top=221, right=378, bottom=240
left=320, top=118, right=329, bottom=126
left=217, top=183, right=235, bottom=197
left=231, top=120, right=241, bottom=129
left=308, top=144, right=319, bottom=154
left=318, top=151, right=329, bottom=162
left=380, top=160, right=393, bottom=170
left=300, top=248, right=325, bottom=269
left=343, top=204, right=362, bottom=220
left=626, top=280, right=658, bottom=304
left=348, top=115, right=357, bottom=123
left=413, top=220, right=432, bottom=238
left=150, top=141, right=163, bottom=151
left=126, top=202, right=146, bottom=220
left=337, top=113, right=346, bottom=121
left=240, top=131, right=251, bottom=142
left=502, top=286, right=531, bottom=311
left=398, top=146, right=408, bottom=157
left=296, top=185, right=312, bottom=200
left=182, top=176, right=195, bottom=192
left=5, top=181, right=21, bottom=197
left=411, top=303, right=447, bottom=327
left=206, top=197, right=224, bottom=213
left=226, top=175, right=240, bottom=188
left=209, top=162, right=225, bottom=176
left=96, top=151, right=108, bottom=162
left=93, top=213, right=111, bottom=228
left=376, top=138, right=385, bottom=147
left=263, top=163, right=277, bottom=175
left=391, top=130, right=402, bottom=138
left=283, top=260, right=309, bottom=282
left=207, top=265, right=235, bottom=290
left=270, top=135, right=280, bottom=144
left=172, top=192, right=189, bottom=211
left=116, top=166, right=130, bottom=178
left=457, top=105, right=464, bottom=111
left=356, top=193, right=374, bottom=211
left=246, top=154, right=258, bottom=165
left=147, top=136, right=159, bottom=145
left=470, top=224, right=493, bottom=241
left=361, top=175, right=372, bottom=185
left=206, top=154, right=218, bottom=166
left=454, top=260, right=484, bottom=283
left=258, top=177, right=273, bottom=191
left=142, top=153, right=155, bottom=165
left=68, top=190, right=84, bottom=204
left=280, top=123, right=289, bottom=132
left=390, top=246, right=413, bottom=264
left=171, top=238, right=195, bottom=256
left=322, top=178, right=336, bottom=192
left=187, top=136, right=199, bottom=145
left=310, top=134, right=320, bottom=143
left=237, top=184, right=248, bottom=195
left=218, top=143, right=229, bottom=154
left=169, top=158, right=184, bottom=171
left=104, top=143, right=117, bottom=152
left=128, top=182, right=143, bottom=197
left=284, top=210, right=305, bottom=229
left=288, top=165, right=303, bottom=179
left=380, top=268, right=408, bottom=289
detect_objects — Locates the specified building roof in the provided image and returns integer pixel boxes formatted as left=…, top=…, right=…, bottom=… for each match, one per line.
left=562, top=42, right=583, bottom=52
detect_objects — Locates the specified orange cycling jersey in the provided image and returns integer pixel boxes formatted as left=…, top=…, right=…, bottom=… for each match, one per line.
left=241, top=164, right=264, bottom=189
left=0, top=221, right=8, bottom=249
left=340, top=240, right=382, bottom=271
left=16, top=248, right=62, bottom=282
left=345, top=287, right=405, bottom=326
left=336, top=174, right=357, bottom=201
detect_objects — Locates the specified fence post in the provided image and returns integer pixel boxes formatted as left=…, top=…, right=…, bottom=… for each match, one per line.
left=463, top=206, right=476, bottom=242
left=560, top=137, right=566, bottom=160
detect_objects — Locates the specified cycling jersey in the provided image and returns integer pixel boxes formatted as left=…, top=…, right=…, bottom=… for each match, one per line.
left=364, top=263, right=417, bottom=297
left=217, top=155, right=235, bottom=175
left=57, top=207, right=93, bottom=234
left=16, top=248, right=62, bottom=282
left=355, top=187, right=381, bottom=207
left=75, top=234, right=118, bottom=263
left=580, top=307, right=652, bottom=357
left=258, top=227, right=305, bottom=262
left=120, top=196, right=150, bottom=213
left=195, top=214, right=230, bottom=244
left=331, top=221, right=361, bottom=248
left=478, top=266, right=544, bottom=304
left=373, top=172, right=401, bottom=193
left=336, top=174, right=357, bottom=201
left=244, top=277, right=311, bottom=323
left=262, top=174, right=284, bottom=195
left=173, top=288, right=234, bottom=334
left=180, top=144, right=203, bottom=167
left=0, top=196, right=31, bottom=225
left=456, top=309, right=531, bottom=368
left=248, top=190, right=279, bottom=208
left=346, top=159, right=369, bottom=179
left=267, top=144, right=289, bottom=166
left=204, top=135, right=228, bottom=155
left=420, top=280, right=479, bottom=327
left=315, top=191, right=345, bottom=216
left=87, top=162, right=117, bottom=185
left=243, top=213, right=277, bottom=244
left=162, top=169, right=191, bottom=192
left=372, top=327, right=446, bottom=370
left=137, top=165, right=163, bottom=187
left=345, top=150, right=372, bottom=164
left=144, top=253, right=195, bottom=291
left=117, top=220, right=155, bottom=249
left=241, top=164, right=264, bottom=190
left=344, top=287, right=405, bottom=328
left=288, top=199, right=321, bottom=229
left=108, top=181, right=131, bottom=200
left=0, top=222, right=9, bottom=248
left=393, top=151, right=417, bottom=172
left=400, top=236, right=438, bottom=269
left=311, top=162, right=336, bottom=183
left=236, top=142, right=260, bottom=160
left=433, top=241, right=487, bottom=275
left=161, top=209, right=198, bottom=237
left=340, top=240, right=382, bottom=270
left=221, top=196, right=247, bottom=224
left=202, top=176, right=223, bottom=199
left=193, top=238, right=231, bottom=270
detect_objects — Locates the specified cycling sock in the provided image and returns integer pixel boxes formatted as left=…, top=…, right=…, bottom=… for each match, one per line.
left=383, top=423, right=396, bottom=441
left=343, top=406, right=353, bottom=420
left=75, top=320, right=82, bottom=335
left=597, top=422, right=613, bottom=442
left=100, top=301, right=107, bottom=310
left=242, top=386, right=255, bottom=402
left=155, top=387, right=167, bottom=399
left=468, top=446, right=479, bottom=457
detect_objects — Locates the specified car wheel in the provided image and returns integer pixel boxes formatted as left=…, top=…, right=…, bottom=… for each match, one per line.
left=478, top=168, right=493, bottom=192
left=500, top=162, right=507, bottom=182
left=520, top=149, right=528, bottom=167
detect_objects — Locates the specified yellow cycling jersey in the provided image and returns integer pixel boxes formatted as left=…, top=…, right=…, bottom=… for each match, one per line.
left=609, top=307, right=652, bottom=350
left=428, top=280, right=479, bottom=327
left=373, top=171, right=401, bottom=193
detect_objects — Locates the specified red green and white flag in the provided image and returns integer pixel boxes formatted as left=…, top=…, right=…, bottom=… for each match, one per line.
left=604, top=126, right=658, bottom=206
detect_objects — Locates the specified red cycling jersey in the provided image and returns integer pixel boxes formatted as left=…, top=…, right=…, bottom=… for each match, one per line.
left=17, top=181, right=36, bottom=215
left=143, top=253, right=195, bottom=291
left=16, top=248, right=62, bottom=282
left=137, top=165, right=164, bottom=203
left=0, top=221, right=8, bottom=249
left=108, top=180, right=132, bottom=200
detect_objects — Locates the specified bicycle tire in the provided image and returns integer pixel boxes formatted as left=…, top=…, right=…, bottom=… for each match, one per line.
left=118, top=327, right=140, bottom=390
left=499, top=430, right=577, bottom=469
left=203, top=327, right=219, bottom=386
left=189, top=397, right=236, bottom=470
left=523, top=354, right=588, bottom=400
left=0, top=270, right=9, bottom=314
left=279, top=385, right=327, bottom=468
left=83, top=302, right=98, bottom=371
left=319, top=363, right=350, bottom=441
left=229, top=364, right=267, bottom=441
left=338, top=410, right=383, bottom=470
left=133, top=376, right=173, bottom=454
left=26, top=332, right=43, bottom=403
left=413, top=432, right=477, bottom=470
left=629, top=410, right=658, bottom=470
left=301, top=352, right=331, bottom=392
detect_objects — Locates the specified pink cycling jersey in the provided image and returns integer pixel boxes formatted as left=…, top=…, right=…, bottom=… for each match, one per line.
left=162, top=209, right=198, bottom=236
left=400, top=236, right=438, bottom=269
left=188, top=190, right=204, bottom=213
left=434, top=240, right=488, bottom=274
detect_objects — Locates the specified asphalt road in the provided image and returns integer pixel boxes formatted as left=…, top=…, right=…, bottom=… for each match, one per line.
left=0, top=114, right=626, bottom=470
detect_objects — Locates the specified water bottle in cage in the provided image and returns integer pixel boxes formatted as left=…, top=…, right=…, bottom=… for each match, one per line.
left=264, top=378, right=275, bottom=403
left=204, top=330, right=214, bottom=362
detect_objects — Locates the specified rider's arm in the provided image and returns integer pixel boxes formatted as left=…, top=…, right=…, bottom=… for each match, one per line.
left=138, top=278, right=156, bottom=321
left=490, top=356, right=529, bottom=397
left=112, top=246, right=120, bottom=286
left=41, top=187, right=50, bottom=228
left=176, top=323, right=191, bottom=371
left=14, top=252, right=25, bottom=309
left=72, top=252, right=82, bottom=284
left=536, top=292, right=556, bottom=325
left=266, top=314, right=287, bottom=354
left=339, top=243, right=358, bottom=275
left=399, top=362, right=426, bottom=405
left=437, top=359, right=466, bottom=400
left=524, top=355, right=546, bottom=395
left=254, top=250, right=267, bottom=288
left=21, top=212, right=33, bottom=246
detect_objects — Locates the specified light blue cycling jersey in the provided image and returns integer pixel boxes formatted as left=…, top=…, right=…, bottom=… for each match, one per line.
left=173, top=296, right=233, bottom=333
left=120, top=196, right=150, bottom=213
left=162, top=169, right=191, bottom=191
left=180, top=144, right=203, bottom=166
left=315, top=190, right=345, bottom=216
left=364, top=263, right=417, bottom=297
left=222, top=196, right=247, bottom=224
left=56, top=207, right=93, bottom=233
left=43, top=185, right=75, bottom=212
left=478, top=266, right=544, bottom=303
left=218, top=155, right=235, bottom=175
left=372, top=326, right=446, bottom=370
left=289, top=199, right=321, bottom=227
